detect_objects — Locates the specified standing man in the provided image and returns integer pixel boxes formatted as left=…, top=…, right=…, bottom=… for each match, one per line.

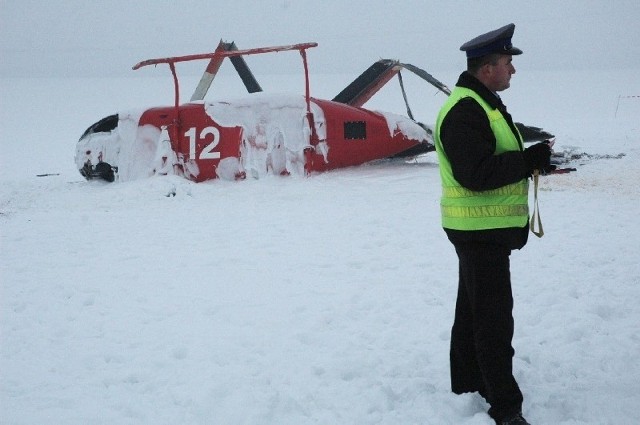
left=434, top=24, right=553, bottom=425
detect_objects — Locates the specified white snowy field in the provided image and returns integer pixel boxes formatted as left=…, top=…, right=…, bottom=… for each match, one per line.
left=1, top=65, right=639, bottom=425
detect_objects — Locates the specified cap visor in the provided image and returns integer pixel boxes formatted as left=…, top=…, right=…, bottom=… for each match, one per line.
left=506, top=46, right=523, bottom=55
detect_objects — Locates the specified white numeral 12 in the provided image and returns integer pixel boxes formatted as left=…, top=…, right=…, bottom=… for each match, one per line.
left=185, top=126, right=221, bottom=160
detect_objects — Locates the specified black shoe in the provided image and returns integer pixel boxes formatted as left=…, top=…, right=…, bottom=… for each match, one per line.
left=500, top=412, right=530, bottom=425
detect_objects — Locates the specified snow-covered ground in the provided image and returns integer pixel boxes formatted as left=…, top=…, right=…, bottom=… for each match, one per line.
left=1, top=66, right=639, bottom=425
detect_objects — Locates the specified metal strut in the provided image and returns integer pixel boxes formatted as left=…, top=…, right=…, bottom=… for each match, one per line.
left=397, top=71, right=414, bottom=121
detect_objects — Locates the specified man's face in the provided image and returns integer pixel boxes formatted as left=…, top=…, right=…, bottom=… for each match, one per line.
left=486, top=55, right=515, bottom=92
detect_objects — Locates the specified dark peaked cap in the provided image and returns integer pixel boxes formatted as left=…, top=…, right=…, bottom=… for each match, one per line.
left=460, top=23, right=523, bottom=59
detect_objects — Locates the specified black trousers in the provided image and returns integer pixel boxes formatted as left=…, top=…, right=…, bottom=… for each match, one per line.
left=450, top=241, right=523, bottom=422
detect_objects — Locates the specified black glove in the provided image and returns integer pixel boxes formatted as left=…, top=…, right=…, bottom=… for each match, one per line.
left=523, top=142, right=555, bottom=175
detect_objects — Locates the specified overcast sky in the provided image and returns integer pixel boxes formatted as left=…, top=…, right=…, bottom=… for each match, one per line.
left=2, top=0, right=639, bottom=78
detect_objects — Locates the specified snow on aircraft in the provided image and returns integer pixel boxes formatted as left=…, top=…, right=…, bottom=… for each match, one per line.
left=75, top=41, right=553, bottom=183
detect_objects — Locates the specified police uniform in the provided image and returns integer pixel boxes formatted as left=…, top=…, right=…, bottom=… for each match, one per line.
left=434, top=24, right=551, bottom=425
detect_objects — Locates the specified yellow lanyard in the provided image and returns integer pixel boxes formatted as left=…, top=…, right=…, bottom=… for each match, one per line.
left=530, top=170, right=544, bottom=237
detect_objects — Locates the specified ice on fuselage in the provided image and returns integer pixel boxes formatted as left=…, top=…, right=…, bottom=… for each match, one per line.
left=205, top=93, right=327, bottom=178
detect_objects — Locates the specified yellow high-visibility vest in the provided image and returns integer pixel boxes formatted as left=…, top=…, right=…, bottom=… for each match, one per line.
left=435, top=87, right=529, bottom=230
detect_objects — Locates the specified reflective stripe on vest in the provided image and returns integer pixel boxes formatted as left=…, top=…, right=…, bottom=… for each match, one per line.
left=435, top=87, right=529, bottom=231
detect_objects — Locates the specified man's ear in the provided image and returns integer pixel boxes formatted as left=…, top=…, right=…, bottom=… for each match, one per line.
left=478, top=63, right=492, bottom=80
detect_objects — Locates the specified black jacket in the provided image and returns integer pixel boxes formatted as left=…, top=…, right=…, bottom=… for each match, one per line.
left=440, top=71, right=529, bottom=250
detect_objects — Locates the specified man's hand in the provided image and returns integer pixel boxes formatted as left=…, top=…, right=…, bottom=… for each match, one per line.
left=524, top=141, right=555, bottom=175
